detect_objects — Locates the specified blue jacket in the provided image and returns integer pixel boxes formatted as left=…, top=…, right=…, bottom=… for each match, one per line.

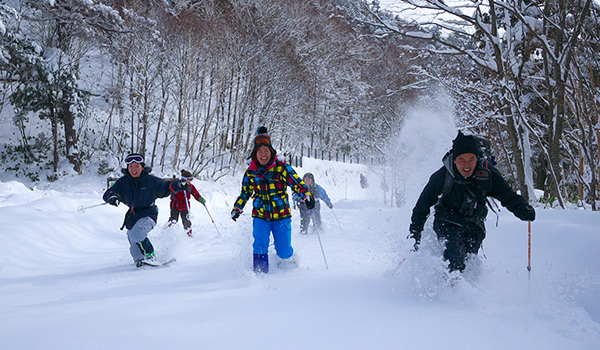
left=293, top=183, right=331, bottom=206
left=103, top=167, right=184, bottom=230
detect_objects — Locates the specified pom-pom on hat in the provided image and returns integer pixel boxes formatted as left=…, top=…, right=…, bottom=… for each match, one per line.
left=452, top=131, right=482, bottom=160
left=251, top=126, right=276, bottom=162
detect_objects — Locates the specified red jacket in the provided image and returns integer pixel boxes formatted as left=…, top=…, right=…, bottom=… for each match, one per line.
left=170, top=183, right=202, bottom=211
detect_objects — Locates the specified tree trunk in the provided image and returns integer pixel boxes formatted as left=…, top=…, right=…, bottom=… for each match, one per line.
left=62, top=95, right=81, bottom=173
left=504, top=111, right=528, bottom=199
left=151, top=84, right=169, bottom=168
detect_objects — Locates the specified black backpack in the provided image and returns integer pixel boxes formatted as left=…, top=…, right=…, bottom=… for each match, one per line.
left=473, top=135, right=497, bottom=167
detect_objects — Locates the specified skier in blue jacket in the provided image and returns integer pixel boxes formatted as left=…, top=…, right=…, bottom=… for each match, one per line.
left=103, top=153, right=189, bottom=268
left=293, top=173, right=333, bottom=235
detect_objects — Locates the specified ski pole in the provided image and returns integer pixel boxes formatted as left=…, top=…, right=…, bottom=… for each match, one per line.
left=310, top=209, right=329, bottom=270
left=330, top=208, right=344, bottom=231
left=527, top=221, right=532, bottom=278
left=391, top=245, right=418, bottom=276
left=202, top=203, right=222, bottom=237
left=182, top=189, right=194, bottom=221
left=391, top=257, right=407, bottom=276
left=77, top=202, right=108, bottom=214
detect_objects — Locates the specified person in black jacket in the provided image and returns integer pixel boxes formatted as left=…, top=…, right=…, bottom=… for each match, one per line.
left=103, top=153, right=189, bottom=268
left=409, top=132, right=536, bottom=273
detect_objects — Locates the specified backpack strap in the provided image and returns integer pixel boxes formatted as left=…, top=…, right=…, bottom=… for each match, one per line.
left=475, top=161, right=500, bottom=226
left=442, top=170, right=454, bottom=195
left=442, top=165, right=500, bottom=226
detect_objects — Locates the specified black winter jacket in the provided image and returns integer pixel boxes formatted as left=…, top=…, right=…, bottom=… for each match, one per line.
left=410, top=153, right=531, bottom=235
left=103, top=167, right=183, bottom=230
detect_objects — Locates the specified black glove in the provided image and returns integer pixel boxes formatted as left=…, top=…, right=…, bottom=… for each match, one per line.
left=305, top=195, right=315, bottom=210
left=177, top=180, right=190, bottom=192
left=231, top=208, right=242, bottom=221
left=519, top=204, right=536, bottom=222
left=408, top=230, right=421, bottom=252
left=108, top=194, right=120, bottom=207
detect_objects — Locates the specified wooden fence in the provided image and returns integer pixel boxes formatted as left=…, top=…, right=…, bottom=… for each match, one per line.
left=284, top=145, right=383, bottom=168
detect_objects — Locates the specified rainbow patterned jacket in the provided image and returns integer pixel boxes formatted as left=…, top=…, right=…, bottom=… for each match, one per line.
left=234, top=156, right=311, bottom=221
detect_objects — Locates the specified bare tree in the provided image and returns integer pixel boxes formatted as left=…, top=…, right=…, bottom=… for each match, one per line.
left=364, top=0, right=596, bottom=206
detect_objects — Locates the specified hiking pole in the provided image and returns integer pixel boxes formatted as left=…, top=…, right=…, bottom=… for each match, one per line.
left=527, top=221, right=532, bottom=279
left=310, top=209, right=329, bottom=270
left=391, top=245, right=418, bottom=276
left=391, top=257, right=407, bottom=276
left=330, top=208, right=344, bottom=231
left=202, top=203, right=222, bottom=237
left=183, top=189, right=194, bottom=221
left=77, top=202, right=108, bottom=214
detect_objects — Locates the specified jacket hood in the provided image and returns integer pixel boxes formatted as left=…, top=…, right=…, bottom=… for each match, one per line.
left=442, top=151, right=456, bottom=178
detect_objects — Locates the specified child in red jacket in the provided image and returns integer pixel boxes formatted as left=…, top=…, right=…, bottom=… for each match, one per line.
left=169, top=169, right=206, bottom=237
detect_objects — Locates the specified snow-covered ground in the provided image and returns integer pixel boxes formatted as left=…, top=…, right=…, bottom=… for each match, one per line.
left=0, top=155, right=599, bottom=350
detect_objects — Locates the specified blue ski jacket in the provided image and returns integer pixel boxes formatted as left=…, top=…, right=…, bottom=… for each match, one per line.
left=293, top=183, right=331, bottom=206
left=103, top=167, right=184, bottom=230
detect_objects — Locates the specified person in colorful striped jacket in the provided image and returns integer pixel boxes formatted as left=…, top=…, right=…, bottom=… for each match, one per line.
left=231, top=127, right=314, bottom=273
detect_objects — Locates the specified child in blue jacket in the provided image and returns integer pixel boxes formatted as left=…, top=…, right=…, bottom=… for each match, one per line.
left=103, top=153, right=189, bottom=267
left=293, top=173, right=333, bottom=235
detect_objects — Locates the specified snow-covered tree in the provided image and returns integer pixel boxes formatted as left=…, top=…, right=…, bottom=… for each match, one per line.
left=364, top=0, right=598, bottom=207
left=19, top=0, right=124, bottom=173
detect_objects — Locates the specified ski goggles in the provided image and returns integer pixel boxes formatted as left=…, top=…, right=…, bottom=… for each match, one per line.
left=181, top=176, right=194, bottom=181
left=125, top=154, right=145, bottom=164
left=254, top=135, right=271, bottom=147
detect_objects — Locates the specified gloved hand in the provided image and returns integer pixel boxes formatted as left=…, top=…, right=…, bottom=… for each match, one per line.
left=305, top=195, right=315, bottom=210
left=198, top=196, right=206, bottom=205
left=326, top=202, right=333, bottom=209
left=177, top=180, right=190, bottom=192
left=108, top=194, right=120, bottom=207
left=519, top=204, right=536, bottom=221
left=408, top=230, right=421, bottom=252
left=231, top=208, right=242, bottom=221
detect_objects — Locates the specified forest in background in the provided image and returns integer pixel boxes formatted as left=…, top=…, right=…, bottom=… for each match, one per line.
left=1, top=0, right=599, bottom=209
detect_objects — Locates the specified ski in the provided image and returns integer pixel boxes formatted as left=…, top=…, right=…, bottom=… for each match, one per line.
left=138, top=258, right=176, bottom=269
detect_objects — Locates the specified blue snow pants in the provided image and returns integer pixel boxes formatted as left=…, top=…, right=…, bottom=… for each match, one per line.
left=252, top=217, right=293, bottom=259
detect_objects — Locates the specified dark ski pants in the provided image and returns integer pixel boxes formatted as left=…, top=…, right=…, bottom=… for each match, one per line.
left=298, top=201, right=321, bottom=234
left=434, top=218, right=484, bottom=272
left=169, top=207, right=192, bottom=229
left=127, top=217, right=156, bottom=262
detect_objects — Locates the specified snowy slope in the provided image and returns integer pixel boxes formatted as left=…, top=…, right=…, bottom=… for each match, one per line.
left=0, top=158, right=599, bottom=350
